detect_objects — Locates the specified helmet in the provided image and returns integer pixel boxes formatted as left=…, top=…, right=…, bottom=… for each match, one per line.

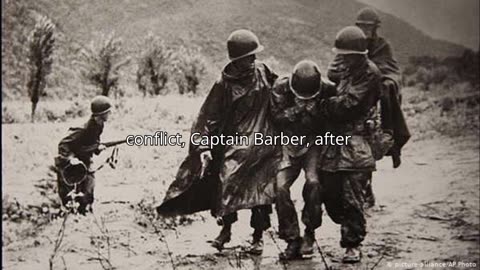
left=356, top=7, right=381, bottom=26
left=91, top=95, right=112, bottom=115
left=332, top=26, right=368, bottom=55
left=289, top=60, right=322, bottom=100
left=227, top=29, right=264, bottom=61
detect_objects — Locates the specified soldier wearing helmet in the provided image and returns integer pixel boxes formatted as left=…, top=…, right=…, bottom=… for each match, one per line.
left=329, top=7, right=401, bottom=87
left=157, top=29, right=278, bottom=255
left=55, top=95, right=112, bottom=214
left=318, top=26, right=383, bottom=263
left=269, top=60, right=336, bottom=260
left=328, top=7, right=410, bottom=209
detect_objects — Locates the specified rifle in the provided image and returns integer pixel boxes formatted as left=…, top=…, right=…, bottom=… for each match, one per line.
left=79, top=139, right=128, bottom=154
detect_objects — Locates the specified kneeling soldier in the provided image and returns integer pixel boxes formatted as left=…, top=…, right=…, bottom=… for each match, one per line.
left=270, top=60, right=336, bottom=260
left=55, top=96, right=112, bottom=214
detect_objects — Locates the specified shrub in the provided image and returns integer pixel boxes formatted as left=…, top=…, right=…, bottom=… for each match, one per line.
left=77, top=32, right=130, bottom=98
left=136, top=34, right=173, bottom=96
left=170, top=45, right=207, bottom=95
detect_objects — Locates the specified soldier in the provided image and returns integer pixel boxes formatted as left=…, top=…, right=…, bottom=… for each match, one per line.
left=55, top=96, right=112, bottom=214
left=270, top=60, right=336, bottom=260
left=318, top=26, right=382, bottom=263
left=328, top=7, right=410, bottom=208
left=157, top=29, right=278, bottom=255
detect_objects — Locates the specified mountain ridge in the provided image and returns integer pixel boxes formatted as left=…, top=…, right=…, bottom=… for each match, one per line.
left=28, top=0, right=467, bottom=67
left=2, top=0, right=469, bottom=98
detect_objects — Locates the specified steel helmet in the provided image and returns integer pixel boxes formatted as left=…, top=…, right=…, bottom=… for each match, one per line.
left=332, top=26, right=368, bottom=55
left=91, top=95, right=112, bottom=116
left=227, top=29, right=264, bottom=61
left=289, top=60, right=322, bottom=100
left=356, top=7, right=381, bottom=26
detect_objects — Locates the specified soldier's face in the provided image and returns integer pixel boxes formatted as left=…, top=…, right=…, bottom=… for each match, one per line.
left=232, top=55, right=256, bottom=72
left=341, top=54, right=364, bottom=68
left=95, top=111, right=111, bottom=124
left=357, top=24, right=376, bottom=39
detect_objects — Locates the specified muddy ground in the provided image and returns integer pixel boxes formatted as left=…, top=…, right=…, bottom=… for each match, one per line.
left=2, top=96, right=479, bottom=270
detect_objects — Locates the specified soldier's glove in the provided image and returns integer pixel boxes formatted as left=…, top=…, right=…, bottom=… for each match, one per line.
left=200, top=150, right=213, bottom=164
left=199, top=150, right=213, bottom=179
left=94, top=144, right=107, bottom=155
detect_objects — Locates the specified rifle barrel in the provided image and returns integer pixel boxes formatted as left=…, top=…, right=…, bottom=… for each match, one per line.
left=104, top=139, right=127, bottom=148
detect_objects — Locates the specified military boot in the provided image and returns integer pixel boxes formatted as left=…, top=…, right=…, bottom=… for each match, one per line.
left=364, top=182, right=375, bottom=209
left=300, top=230, right=315, bottom=257
left=243, top=229, right=264, bottom=255
left=342, top=247, right=362, bottom=263
left=211, top=225, right=231, bottom=251
left=279, top=237, right=302, bottom=260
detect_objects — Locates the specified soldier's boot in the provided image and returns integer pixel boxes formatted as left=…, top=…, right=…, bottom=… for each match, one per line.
left=211, top=224, right=232, bottom=251
left=392, top=154, right=401, bottom=168
left=300, top=230, right=315, bottom=257
left=342, top=247, right=362, bottom=263
left=243, top=229, right=264, bottom=255
left=364, top=194, right=375, bottom=209
left=279, top=237, right=302, bottom=260
left=364, top=183, right=375, bottom=209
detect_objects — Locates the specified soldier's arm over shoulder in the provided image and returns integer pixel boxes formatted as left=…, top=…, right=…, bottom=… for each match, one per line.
left=270, top=77, right=290, bottom=120
left=270, top=77, right=302, bottom=126
left=321, top=67, right=380, bottom=122
left=327, top=54, right=345, bottom=84
left=321, top=80, right=337, bottom=98
left=261, top=63, right=279, bottom=86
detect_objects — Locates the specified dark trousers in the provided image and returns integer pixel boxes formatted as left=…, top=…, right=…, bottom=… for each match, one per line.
left=319, top=171, right=371, bottom=248
left=364, top=176, right=375, bottom=206
left=57, top=172, right=95, bottom=214
left=222, top=205, right=272, bottom=231
left=275, top=147, right=321, bottom=242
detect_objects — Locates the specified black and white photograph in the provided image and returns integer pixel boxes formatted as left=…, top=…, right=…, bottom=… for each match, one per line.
left=1, top=0, right=479, bottom=269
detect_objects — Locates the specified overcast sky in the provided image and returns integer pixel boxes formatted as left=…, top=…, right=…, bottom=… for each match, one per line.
left=358, top=0, right=479, bottom=50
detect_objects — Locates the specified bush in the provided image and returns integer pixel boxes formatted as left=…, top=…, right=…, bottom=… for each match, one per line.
left=136, top=34, right=173, bottom=96
left=77, top=32, right=130, bottom=97
left=170, top=45, right=207, bottom=95
left=406, top=51, right=479, bottom=91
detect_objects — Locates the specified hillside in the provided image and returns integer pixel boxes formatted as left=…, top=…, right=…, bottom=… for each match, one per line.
left=2, top=0, right=467, bottom=99
left=359, top=0, right=479, bottom=50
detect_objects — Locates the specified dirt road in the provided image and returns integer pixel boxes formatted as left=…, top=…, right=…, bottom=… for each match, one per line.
left=2, top=98, right=479, bottom=270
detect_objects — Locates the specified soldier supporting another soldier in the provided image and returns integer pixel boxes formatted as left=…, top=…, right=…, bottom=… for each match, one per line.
left=329, top=7, right=410, bottom=208
left=54, top=96, right=112, bottom=214
left=317, top=26, right=383, bottom=263
left=269, top=60, right=336, bottom=260
left=157, top=29, right=279, bottom=255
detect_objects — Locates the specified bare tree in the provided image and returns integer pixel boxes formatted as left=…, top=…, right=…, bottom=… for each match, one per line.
left=26, top=15, right=55, bottom=122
